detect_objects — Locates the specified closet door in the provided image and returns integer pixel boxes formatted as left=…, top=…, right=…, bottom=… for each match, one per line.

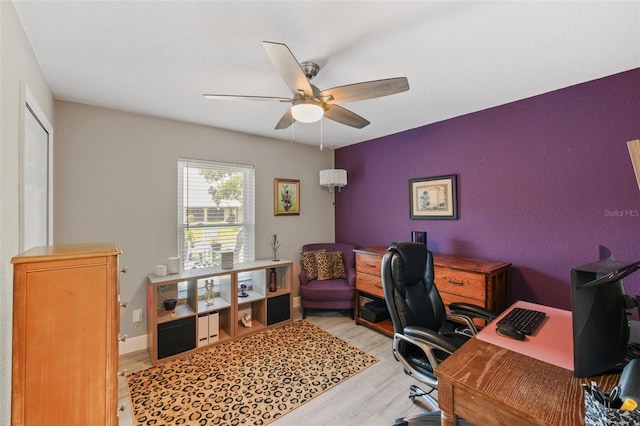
left=20, top=88, right=53, bottom=251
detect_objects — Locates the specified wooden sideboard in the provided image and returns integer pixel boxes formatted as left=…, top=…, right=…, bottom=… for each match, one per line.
left=11, top=243, right=125, bottom=425
left=354, top=246, right=511, bottom=337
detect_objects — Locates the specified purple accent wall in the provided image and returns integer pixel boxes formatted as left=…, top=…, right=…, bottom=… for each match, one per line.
left=335, top=68, right=640, bottom=312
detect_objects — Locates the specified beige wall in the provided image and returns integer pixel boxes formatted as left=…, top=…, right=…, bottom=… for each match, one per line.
left=0, top=1, right=55, bottom=420
left=2, top=2, right=335, bottom=411
left=54, top=100, right=336, bottom=341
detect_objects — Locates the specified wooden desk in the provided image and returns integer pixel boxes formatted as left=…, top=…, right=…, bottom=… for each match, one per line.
left=435, top=303, right=621, bottom=425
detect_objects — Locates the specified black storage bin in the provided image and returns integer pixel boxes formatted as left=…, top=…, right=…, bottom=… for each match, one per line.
left=267, top=294, right=290, bottom=325
left=361, top=299, right=390, bottom=323
left=157, top=316, right=196, bottom=359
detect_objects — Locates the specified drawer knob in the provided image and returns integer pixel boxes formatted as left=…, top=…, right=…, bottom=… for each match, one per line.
left=365, top=263, right=376, bottom=268
left=448, top=279, right=465, bottom=286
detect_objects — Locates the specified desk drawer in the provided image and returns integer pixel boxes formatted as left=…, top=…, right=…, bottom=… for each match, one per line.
left=356, top=273, right=384, bottom=298
left=356, top=253, right=382, bottom=276
left=440, top=291, right=485, bottom=310
left=434, top=267, right=485, bottom=302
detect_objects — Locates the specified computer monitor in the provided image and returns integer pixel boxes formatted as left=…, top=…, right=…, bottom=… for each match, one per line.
left=571, top=260, right=640, bottom=378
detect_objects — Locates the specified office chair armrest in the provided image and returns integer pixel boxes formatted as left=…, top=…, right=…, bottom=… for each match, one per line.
left=446, top=303, right=495, bottom=336
left=404, top=325, right=459, bottom=354
left=449, top=302, right=496, bottom=322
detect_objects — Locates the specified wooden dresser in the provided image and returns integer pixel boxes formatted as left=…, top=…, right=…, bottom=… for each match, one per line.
left=11, top=243, right=125, bottom=425
left=354, top=246, right=511, bottom=337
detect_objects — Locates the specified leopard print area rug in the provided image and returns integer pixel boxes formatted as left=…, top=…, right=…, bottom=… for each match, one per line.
left=127, top=320, right=378, bottom=425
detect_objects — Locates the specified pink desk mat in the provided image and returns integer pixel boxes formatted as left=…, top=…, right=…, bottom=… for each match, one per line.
left=476, top=300, right=574, bottom=371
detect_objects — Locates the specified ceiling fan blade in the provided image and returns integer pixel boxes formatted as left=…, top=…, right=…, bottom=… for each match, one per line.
left=203, top=94, right=291, bottom=102
left=324, top=104, right=370, bottom=129
left=319, top=77, right=409, bottom=104
left=275, top=110, right=295, bottom=130
left=263, top=41, right=314, bottom=97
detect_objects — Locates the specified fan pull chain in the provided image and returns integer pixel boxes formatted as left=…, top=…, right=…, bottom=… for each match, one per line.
left=290, top=116, right=295, bottom=144
left=320, top=118, right=323, bottom=151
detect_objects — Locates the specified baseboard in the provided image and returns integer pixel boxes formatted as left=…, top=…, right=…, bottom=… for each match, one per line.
left=119, top=334, right=147, bottom=355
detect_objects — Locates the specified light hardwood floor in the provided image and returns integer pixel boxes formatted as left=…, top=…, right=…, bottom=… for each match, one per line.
left=118, top=309, right=434, bottom=426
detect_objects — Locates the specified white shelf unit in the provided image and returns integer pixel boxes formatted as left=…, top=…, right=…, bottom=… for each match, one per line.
left=147, top=259, right=293, bottom=364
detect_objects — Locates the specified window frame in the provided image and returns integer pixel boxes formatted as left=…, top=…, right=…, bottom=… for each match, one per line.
left=177, top=158, right=255, bottom=271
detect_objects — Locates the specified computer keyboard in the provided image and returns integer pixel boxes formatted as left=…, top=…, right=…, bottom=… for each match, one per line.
left=496, top=307, right=546, bottom=335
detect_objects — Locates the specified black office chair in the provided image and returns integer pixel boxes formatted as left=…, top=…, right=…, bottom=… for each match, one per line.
left=381, top=242, right=496, bottom=425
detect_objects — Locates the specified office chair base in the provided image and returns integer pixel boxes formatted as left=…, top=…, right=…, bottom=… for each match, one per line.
left=392, top=411, right=442, bottom=425
left=408, top=385, right=439, bottom=412
left=393, top=413, right=473, bottom=426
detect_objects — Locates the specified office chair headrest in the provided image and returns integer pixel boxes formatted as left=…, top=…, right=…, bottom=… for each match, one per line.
left=389, top=242, right=427, bottom=290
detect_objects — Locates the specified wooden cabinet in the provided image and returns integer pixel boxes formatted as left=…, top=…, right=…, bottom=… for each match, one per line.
left=354, top=247, right=511, bottom=337
left=11, top=243, right=124, bottom=426
left=147, top=259, right=293, bottom=365
left=432, top=253, right=511, bottom=316
left=354, top=248, right=393, bottom=336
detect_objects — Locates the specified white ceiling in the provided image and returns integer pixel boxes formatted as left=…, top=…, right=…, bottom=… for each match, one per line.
left=13, top=1, right=640, bottom=149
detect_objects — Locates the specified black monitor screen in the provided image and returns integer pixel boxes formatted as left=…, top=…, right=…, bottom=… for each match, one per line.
left=571, top=260, right=639, bottom=378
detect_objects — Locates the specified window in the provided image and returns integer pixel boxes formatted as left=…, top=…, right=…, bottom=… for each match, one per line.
left=178, top=159, right=255, bottom=270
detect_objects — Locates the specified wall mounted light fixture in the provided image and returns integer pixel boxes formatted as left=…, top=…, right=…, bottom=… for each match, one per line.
left=320, top=169, right=347, bottom=204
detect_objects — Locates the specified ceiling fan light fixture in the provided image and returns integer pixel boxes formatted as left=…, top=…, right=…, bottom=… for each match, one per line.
left=291, top=99, right=324, bottom=123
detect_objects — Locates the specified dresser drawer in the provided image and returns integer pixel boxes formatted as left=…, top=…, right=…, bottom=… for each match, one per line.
left=356, top=273, right=384, bottom=298
left=356, top=253, right=382, bottom=276
left=439, top=291, right=485, bottom=310
left=434, top=267, right=486, bottom=302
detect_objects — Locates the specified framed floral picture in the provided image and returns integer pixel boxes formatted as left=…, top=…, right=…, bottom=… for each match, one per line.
left=274, top=178, right=300, bottom=216
left=409, top=174, right=458, bottom=220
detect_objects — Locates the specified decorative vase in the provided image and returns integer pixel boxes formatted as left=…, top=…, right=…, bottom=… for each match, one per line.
left=271, top=234, right=280, bottom=261
left=269, top=268, right=277, bottom=292
left=204, top=279, right=214, bottom=305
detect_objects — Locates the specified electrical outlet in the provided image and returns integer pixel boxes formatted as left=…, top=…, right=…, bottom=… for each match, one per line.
left=133, top=309, right=143, bottom=323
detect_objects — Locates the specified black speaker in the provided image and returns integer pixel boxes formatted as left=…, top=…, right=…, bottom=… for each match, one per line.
left=411, top=231, right=427, bottom=246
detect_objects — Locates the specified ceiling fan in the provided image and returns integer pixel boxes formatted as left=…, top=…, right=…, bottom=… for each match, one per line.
left=203, top=41, right=410, bottom=130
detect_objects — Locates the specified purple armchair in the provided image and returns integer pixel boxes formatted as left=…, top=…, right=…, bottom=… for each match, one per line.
left=299, top=243, right=356, bottom=319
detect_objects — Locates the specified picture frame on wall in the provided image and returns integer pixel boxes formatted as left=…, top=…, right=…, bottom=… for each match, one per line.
left=274, top=178, right=300, bottom=216
left=409, top=174, right=458, bottom=220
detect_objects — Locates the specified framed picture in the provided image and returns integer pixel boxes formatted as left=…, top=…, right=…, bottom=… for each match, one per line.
left=274, top=178, right=300, bottom=216
left=409, top=174, right=458, bottom=220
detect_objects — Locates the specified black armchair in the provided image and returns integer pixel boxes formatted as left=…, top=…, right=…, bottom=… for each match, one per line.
left=381, top=242, right=496, bottom=425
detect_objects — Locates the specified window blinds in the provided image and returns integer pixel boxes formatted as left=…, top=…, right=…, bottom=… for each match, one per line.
left=177, top=158, right=255, bottom=270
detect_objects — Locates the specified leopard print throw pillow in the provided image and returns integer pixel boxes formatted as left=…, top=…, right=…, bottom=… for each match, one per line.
left=316, top=251, right=348, bottom=280
left=300, top=249, right=326, bottom=281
